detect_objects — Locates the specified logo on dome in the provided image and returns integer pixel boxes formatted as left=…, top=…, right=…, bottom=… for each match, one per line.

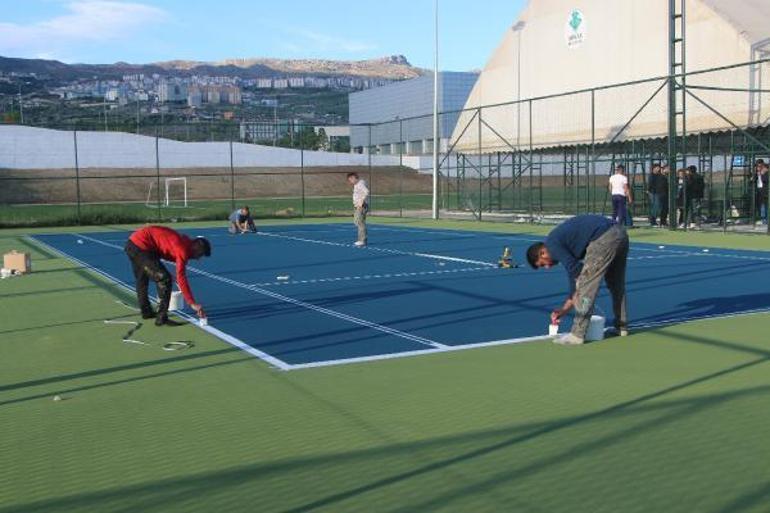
left=565, top=9, right=586, bottom=49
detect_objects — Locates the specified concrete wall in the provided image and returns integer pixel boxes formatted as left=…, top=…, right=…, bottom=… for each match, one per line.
left=0, top=125, right=431, bottom=171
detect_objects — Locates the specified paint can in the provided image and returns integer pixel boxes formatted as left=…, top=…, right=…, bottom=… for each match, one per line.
left=169, top=291, right=185, bottom=311
left=585, top=315, right=606, bottom=342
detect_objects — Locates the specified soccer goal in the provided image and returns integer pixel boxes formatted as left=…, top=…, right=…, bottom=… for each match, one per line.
left=146, top=178, right=189, bottom=208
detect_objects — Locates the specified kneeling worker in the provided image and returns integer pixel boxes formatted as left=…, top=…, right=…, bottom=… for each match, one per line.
left=124, top=225, right=211, bottom=326
left=526, top=214, right=629, bottom=345
left=229, top=206, right=257, bottom=234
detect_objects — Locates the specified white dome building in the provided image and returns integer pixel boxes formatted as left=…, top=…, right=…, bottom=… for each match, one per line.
left=451, top=0, right=770, bottom=152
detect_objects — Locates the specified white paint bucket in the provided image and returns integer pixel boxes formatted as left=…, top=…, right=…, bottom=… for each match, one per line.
left=0, top=268, right=11, bottom=279
left=548, top=324, right=559, bottom=336
left=585, top=315, right=606, bottom=341
left=169, top=291, right=185, bottom=311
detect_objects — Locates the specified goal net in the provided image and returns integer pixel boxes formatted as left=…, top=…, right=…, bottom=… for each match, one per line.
left=146, top=178, right=189, bottom=208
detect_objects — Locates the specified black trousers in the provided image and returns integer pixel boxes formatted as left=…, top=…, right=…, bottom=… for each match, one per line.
left=125, top=240, right=172, bottom=316
left=659, top=196, right=669, bottom=226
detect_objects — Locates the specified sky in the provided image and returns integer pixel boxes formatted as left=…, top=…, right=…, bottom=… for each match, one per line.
left=0, top=0, right=526, bottom=70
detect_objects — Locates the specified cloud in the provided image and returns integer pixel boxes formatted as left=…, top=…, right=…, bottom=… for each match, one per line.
left=275, top=25, right=377, bottom=55
left=293, top=28, right=376, bottom=53
left=0, top=1, right=167, bottom=60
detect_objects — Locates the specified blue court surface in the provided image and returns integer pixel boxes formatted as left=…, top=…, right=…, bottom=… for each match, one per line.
left=30, top=223, right=770, bottom=370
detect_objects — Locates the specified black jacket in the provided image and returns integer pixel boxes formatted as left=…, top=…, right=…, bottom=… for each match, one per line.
left=652, top=173, right=669, bottom=195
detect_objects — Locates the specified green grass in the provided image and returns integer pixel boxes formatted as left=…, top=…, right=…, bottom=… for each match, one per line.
left=1, top=219, right=770, bottom=512
left=0, top=195, right=434, bottom=228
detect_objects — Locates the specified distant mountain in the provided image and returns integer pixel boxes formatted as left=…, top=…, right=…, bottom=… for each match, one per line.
left=0, top=54, right=424, bottom=82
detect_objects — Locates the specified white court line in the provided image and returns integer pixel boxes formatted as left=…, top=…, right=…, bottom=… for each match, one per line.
left=72, top=233, right=448, bottom=351
left=257, top=231, right=497, bottom=268
left=26, top=236, right=293, bottom=371
left=287, top=334, right=549, bottom=370
left=251, top=266, right=493, bottom=287
left=631, top=246, right=770, bottom=262
left=36, top=229, right=770, bottom=371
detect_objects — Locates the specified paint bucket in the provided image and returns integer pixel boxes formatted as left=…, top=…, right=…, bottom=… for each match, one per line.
left=0, top=268, right=11, bottom=279
left=169, top=291, right=185, bottom=311
left=548, top=323, right=559, bottom=336
left=585, top=315, right=606, bottom=342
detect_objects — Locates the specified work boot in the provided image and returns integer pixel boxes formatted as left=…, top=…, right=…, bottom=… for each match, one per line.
left=141, top=310, right=156, bottom=320
left=155, top=314, right=184, bottom=327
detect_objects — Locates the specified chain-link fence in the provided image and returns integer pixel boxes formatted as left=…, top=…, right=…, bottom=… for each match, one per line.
left=2, top=60, right=769, bottom=233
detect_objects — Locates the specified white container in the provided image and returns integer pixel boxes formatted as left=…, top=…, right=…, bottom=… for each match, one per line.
left=548, top=323, right=559, bottom=336
left=585, top=315, right=606, bottom=341
left=169, top=291, right=185, bottom=311
left=0, top=268, right=11, bottom=279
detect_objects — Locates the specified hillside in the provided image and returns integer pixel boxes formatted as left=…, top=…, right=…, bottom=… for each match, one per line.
left=0, top=54, right=424, bottom=82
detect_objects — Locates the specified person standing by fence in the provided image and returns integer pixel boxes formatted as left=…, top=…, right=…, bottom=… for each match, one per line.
left=609, top=165, right=633, bottom=226
left=755, top=160, right=769, bottom=225
left=347, top=172, right=370, bottom=247
left=658, top=165, right=670, bottom=227
left=647, top=164, right=662, bottom=227
left=688, top=165, right=705, bottom=228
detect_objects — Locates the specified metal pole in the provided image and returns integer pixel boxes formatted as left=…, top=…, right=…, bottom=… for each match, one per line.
left=368, top=125, right=373, bottom=213
left=155, top=134, right=162, bottom=221
left=300, top=131, right=306, bottom=218
left=229, top=139, right=235, bottom=212
left=528, top=99, right=533, bottom=221
left=399, top=118, right=404, bottom=217
left=478, top=108, right=483, bottom=221
left=431, top=0, right=440, bottom=220
left=73, top=131, right=81, bottom=224
left=667, top=0, right=679, bottom=230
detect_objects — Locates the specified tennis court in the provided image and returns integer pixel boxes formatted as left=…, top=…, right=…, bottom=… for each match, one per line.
left=30, top=223, right=770, bottom=370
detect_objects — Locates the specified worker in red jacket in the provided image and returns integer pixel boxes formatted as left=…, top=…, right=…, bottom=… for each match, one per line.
left=124, top=225, right=211, bottom=326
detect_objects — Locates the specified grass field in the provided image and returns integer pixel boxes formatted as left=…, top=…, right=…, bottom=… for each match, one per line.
left=2, top=218, right=770, bottom=513
left=0, top=194, right=436, bottom=228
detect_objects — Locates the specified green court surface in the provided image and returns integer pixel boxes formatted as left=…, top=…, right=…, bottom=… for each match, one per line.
left=1, top=218, right=770, bottom=513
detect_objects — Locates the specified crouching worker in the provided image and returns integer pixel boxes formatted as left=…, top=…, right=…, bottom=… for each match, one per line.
left=229, top=206, right=257, bottom=234
left=124, top=225, right=211, bottom=326
left=526, top=214, right=629, bottom=345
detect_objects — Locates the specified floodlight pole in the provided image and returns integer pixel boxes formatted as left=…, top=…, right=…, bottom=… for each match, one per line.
left=432, top=0, right=440, bottom=220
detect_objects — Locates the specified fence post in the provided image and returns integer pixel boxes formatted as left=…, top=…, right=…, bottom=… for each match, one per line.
left=368, top=125, right=373, bottom=213
left=478, top=108, right=483, bottom=221
left=528, top=99, right=534, bottom=222
left=155, top=133, right=161, bottom=221
left=399, top=118, right=404, bottom=217
left=591, top=90, right=596, bottom=213
left=73, top=130, right=81, bottom=224
left=300, top=131, right=306, bottom=218
left=229, top=138, right=235, bottom=213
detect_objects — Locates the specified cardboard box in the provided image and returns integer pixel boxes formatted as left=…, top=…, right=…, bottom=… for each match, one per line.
left=3, top=251, right=32, bottom=274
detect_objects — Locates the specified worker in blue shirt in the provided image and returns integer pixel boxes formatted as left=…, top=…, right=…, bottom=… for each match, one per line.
left=526, top=215, right=629, bottom=345
left=228, top=206, right=257, bottom=234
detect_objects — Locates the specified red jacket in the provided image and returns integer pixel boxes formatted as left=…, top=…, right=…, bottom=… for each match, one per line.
left=129, top=226, right=197, bottom=304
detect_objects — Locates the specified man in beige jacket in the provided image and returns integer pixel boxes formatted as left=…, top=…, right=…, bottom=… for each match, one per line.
left=347, top=172, right=370, bottom=247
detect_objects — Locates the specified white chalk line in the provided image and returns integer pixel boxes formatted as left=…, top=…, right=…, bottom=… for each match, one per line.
left=256, top=231, right=498, bottom=268
left=27, top=235, right=293, bottom=371
left=251, top=266, right=494, bottom=287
